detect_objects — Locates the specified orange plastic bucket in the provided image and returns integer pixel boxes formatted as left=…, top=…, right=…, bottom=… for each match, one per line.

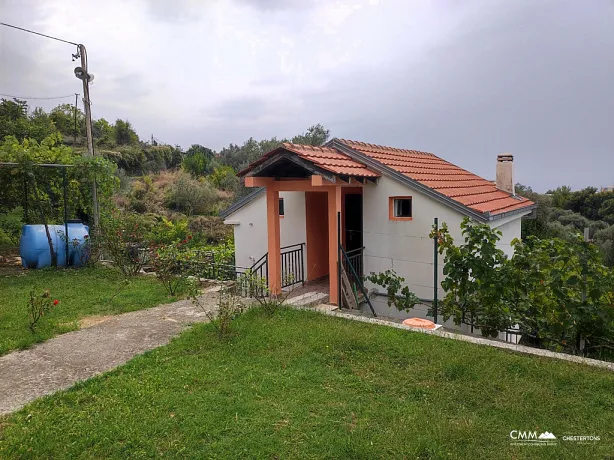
left=402, top=318, right=436, bottom=329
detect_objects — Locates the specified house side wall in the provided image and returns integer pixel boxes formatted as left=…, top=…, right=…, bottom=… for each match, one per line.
left=224, top=191, right=307, bottom=270
left=362, top=176, right=465, bottom=300
left=362, top=176, right=526, bottom=343
left=489, top=213, right=528, bottom=258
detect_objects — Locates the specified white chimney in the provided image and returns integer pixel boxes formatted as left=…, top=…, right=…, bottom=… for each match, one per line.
left=496, top=154, right=515, bottom=195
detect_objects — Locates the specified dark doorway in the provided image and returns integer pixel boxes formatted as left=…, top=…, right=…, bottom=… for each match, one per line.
left=344, top=193, right=363, bottom=252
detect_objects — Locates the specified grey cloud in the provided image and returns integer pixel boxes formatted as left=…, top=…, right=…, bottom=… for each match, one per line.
left=237, top=0, right=322, bottom=12
left=144, top=0, right=207, bottom=23
left=2, top=0, right=613, bottom=192
left=284, top=0, right=614, bottom=191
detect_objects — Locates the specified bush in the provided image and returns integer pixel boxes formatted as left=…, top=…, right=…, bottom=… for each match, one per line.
left=0, top=208, right=23, bottom=247
left=149, top=241, right=189, bottom=296
left=433, top=218, right=614, bottom=355
left=165, top=172, right=217, bottom=216
left=100, top=211, right=153, bottom=276
left=187, top=216, right=233, bottom=244
left=209, top=166, right=239, bottom=192
left=594, top=226, right=614, bottom=267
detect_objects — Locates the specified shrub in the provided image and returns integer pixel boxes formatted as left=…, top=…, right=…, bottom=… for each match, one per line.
left=165, top=172, right=217, bottom=216
left=0, top=208, right=23, bottom=247
left=188, top=279, right=244, bottom=339
left=100, top=211, right=152, bottom=276
left=187, top=216, right=233, bottom=244
left=594, top=225, right=614, bottom=267
left=149, top=242, right=187, bottom=296
left=433, top=218, right=614, bottom=355
left=149, top=216, right=190, bottom=245
left=209, top=166, right=239, bottom=192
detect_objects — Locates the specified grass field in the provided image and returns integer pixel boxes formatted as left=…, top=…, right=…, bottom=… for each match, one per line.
left=0, top=307, right=612, bottom=459
left=0, top=266, right=183, bottom=356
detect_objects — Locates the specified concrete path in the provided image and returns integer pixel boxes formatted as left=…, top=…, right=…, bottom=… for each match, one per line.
left=0, top=293, right=218, bottom=416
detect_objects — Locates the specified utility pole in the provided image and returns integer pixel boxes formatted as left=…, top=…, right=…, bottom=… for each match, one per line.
left=76, top=44, right=99, bottom=229
left=73, top=93, right=79, bottom=146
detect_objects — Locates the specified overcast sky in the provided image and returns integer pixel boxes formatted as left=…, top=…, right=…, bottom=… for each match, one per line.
left=1, top=0, right=613, bottom=191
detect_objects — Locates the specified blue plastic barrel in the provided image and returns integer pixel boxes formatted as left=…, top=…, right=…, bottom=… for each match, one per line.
left=19, top=222, right=90, bottom=269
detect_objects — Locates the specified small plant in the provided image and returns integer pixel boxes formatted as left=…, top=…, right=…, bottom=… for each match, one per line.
left=28, top=289, right=59, bottom=332
left=187, top=278, right=244, bottom=339
left=235, top=270, right=291, bottom=316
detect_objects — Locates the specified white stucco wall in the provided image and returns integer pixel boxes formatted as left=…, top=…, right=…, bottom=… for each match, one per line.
left=362, top=176, right=466, bottom=301
left=224, top=191, right=307, bottom=270
left=490, top=213, right=527, bottom=258
left=361, top=176, right=528, bottom=342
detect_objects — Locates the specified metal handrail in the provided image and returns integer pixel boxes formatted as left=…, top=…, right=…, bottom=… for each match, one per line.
left=345, top=246, right=365, bottom=256
left=340, top=245, right=376, bottom=317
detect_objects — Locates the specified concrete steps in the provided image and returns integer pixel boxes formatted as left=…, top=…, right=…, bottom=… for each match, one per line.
left=286, top=292, right=329, bottom=307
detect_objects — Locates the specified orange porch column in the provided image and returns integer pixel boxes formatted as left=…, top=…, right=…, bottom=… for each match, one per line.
left=327, top=186, right=342, bottom=305
left=266, top=186, right=281, bottom=295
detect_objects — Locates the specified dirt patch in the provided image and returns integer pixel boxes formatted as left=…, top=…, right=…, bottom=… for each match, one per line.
left=78, top=315, right=114, bottom=329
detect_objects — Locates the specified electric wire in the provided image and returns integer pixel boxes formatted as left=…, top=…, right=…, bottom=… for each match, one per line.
left=0, top=22, right=79, bottom=46
left=0, top=93, right=76, bottom=100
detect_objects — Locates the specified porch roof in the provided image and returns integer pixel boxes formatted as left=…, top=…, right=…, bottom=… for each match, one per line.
left=237, top=143, right=380, bottom=179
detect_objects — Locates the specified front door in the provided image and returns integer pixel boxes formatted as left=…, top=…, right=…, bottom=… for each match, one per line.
left=344, top=193, right=363, bottom=252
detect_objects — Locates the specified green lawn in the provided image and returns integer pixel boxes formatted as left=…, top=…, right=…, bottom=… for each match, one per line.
left=0, top=266, right=182, bottom=355
left=1, top=308, right=612, bottom=459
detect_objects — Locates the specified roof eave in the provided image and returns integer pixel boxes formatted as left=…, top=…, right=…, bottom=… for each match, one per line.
left=487, top=203, right=537, bottom=221
left=219, top=187, right=265, bottom=219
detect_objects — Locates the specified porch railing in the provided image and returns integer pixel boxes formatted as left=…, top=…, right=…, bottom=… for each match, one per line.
left=180, top=243, right=304, bottom=296
left=280, top=243, right=305, bottom=288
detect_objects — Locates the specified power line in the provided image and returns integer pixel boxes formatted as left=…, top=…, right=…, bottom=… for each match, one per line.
left=0, top=92, right=76, bottom=100
left=0, top=22, right=79, bottom=46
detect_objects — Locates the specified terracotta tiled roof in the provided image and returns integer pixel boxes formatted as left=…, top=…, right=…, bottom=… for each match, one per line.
left=238, top=142, right=380, bottom=178
left=337, top=139, right=534, bottom=216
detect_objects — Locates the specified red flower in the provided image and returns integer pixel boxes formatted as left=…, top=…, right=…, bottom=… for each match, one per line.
left=182, top=239, right=187, bottom=244
left=187, top=235, right=192, bottom=240
left=53, top=299, right=59, bottom=306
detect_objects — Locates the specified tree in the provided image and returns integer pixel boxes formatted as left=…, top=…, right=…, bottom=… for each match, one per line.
left=185, top=144, right=214, bottom=159
left=218, top=124, right=330, bottom=172
left=50, top=103, right=85, bottom=138
left=433, top=218, right=614, bottom=355
left=0, top=98, right=30, bottom=141
left=546, top=185, right=572, bottom=208
left=92, top=118, right=115, bottom=147
left=28, top=108, right=59, bottom=143
left=114, top=119, right=139, bottom=146
left=209, top=165, right=239, bottom=192
left=599, top=198, right=614, bottom=225
left=291, top=123, right=330, bottom=146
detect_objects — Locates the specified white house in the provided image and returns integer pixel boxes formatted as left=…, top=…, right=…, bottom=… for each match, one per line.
left=221, top=139, right=535, bottom=331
